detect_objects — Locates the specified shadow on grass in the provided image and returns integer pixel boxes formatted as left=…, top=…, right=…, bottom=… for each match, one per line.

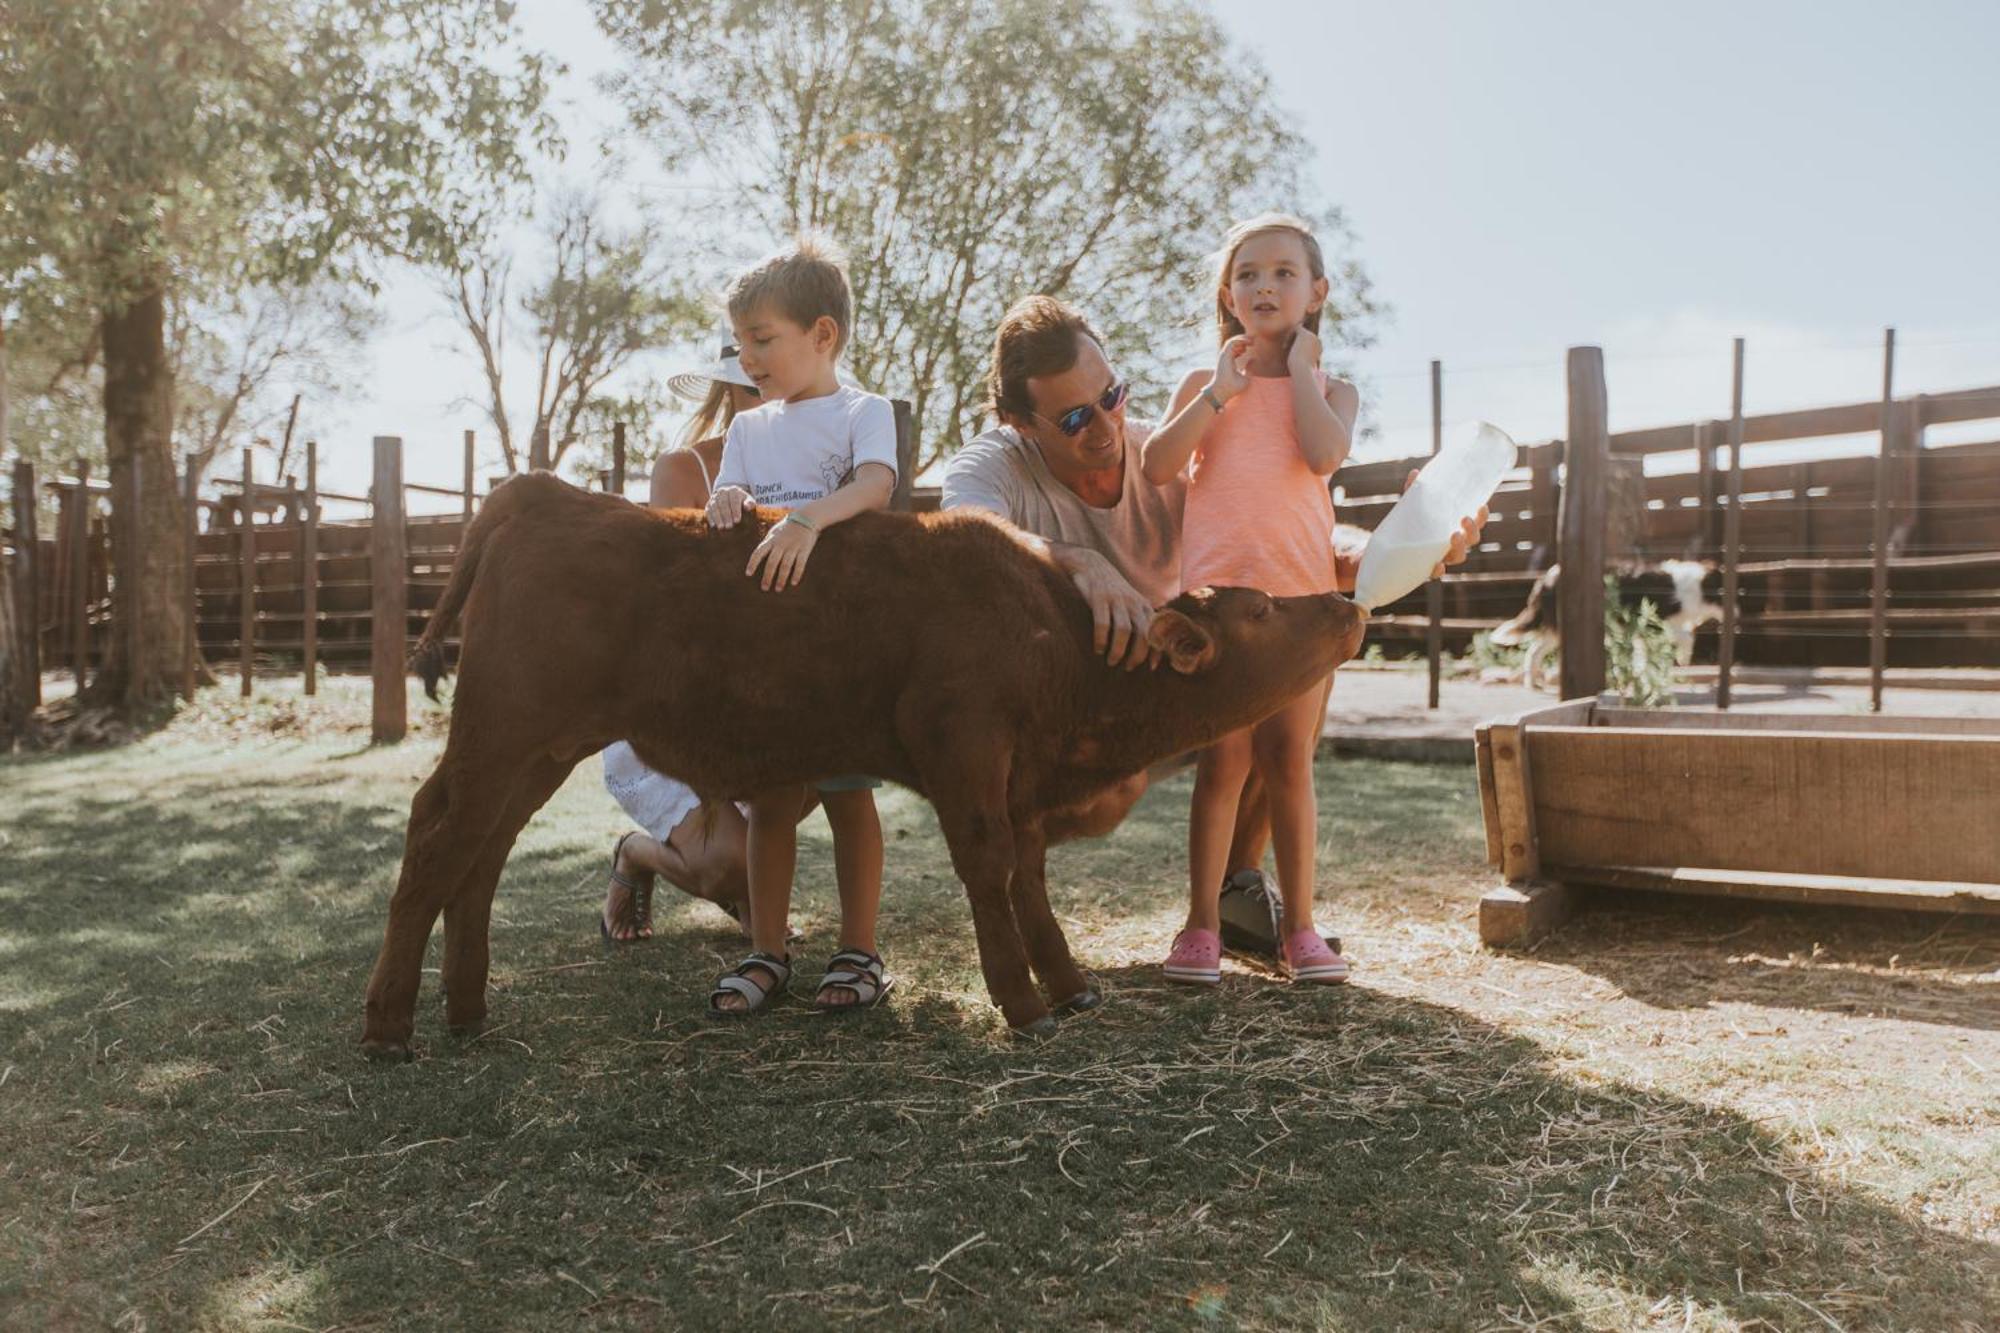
left=3, top=750, right=1996, bottom=1328
left=1533, top=889, right=2000, bottom=1033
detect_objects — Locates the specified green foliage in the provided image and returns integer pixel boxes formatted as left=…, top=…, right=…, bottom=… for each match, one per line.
left=0, top=0, right=557, bottom=307
left=592, top=0, right=1377, bottom=465
left=1604, top=574, right=1678, bottom=707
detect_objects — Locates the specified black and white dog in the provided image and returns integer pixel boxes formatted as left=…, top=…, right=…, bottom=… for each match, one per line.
left=1489, top=560, right=1725, bottom=690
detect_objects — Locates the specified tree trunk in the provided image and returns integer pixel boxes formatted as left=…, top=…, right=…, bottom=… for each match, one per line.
left=94, top=280, right=188, bottom=710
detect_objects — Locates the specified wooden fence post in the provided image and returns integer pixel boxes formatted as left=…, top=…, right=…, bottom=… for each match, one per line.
left=121, top=453, right=144, bottom=707
left=181, top=460, right=199, bottom=700
left=1717, top=339, right=1747, bottom=710
left=612, top=421, right=627, bottom=496
left=70, top=460, right=89, bottom=690
left=1558, top=347, right=1608, bottom=700
left=239, top=447, right=255, bottom=698
left=530, top=422, right=550, bottom=473
left=892, top=400, right=915, bottom=511
left=1426, top=360, right=1443, bottom=709
left=12, top=463, right=40, bottom=710
left=1692, top=420, right=1715, bottom=559
left=462, top=430, right=476, bottom=527
left=371, top=436, right=407, bottom=742
left=303, top=440, right=319, bottom=697
left=1869, top=328, right=1895, bottom=712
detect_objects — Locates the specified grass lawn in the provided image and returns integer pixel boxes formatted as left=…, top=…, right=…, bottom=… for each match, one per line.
left=2, top=680, right=1997, bottom=1330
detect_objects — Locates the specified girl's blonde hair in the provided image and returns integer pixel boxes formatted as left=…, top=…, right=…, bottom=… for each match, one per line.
left=1213, top=212, right=1328, bottom=345
left=677, top=379, right=741, bottom=450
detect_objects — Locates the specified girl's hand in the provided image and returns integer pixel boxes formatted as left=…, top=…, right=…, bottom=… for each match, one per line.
left=747, top=514, right=818, bottom=590
left=706, top=485, right=751, bottom=528
left=1211, top=335, right=1252, bottom=403
left=1286, top=325, right=1323, bottom=375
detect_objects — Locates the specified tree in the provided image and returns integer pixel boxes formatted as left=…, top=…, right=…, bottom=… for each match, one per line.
left=593, top=0, right=1377, bottom=469
left=0, top=0, right=553, bottom=711
left=443, top=187, right=706, bottom=477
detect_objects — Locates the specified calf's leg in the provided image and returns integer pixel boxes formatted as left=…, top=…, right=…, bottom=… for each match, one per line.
left=360, top=745, right=529, bottom=1058
left=1007, top=819, right=1096, bottom=1013
left=439, top=754, right=579, bottom=1036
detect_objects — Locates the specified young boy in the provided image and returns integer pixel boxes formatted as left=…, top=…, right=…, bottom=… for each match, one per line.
left=702, top=237, right=898, bottom=1018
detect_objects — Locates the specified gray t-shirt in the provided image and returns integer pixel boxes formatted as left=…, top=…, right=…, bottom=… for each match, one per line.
left=940, top=422, right=1185, bottom=607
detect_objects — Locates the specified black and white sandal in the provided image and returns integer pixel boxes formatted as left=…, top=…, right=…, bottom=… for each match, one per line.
left=600, top=831, right=653, bottom=945
left=706, top=952, right=792, bottom=1018
left=812, top=948, right=894, bottom=1014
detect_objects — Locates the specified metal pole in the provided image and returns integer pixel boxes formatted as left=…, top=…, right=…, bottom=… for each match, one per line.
left=182, top=461, right=199, bottom=700
left=11, top=462, right=40, bottom=709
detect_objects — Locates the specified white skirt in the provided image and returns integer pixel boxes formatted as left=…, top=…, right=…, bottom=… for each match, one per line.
left=601, top=742, right=742, bottom=842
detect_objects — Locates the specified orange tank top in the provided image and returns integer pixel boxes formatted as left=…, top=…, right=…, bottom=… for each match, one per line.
left=1179, top=370, right=1339, bottom=598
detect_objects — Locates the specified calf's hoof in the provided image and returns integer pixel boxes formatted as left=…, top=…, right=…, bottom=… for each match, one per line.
left=359, top=1038, right=414, bottom=1063
left=1052, top=986, right=1104, bottom=1017
left=446, top=1015, right=487, bottom=1040
left=1010, top=1014, right=1060, bottom=1040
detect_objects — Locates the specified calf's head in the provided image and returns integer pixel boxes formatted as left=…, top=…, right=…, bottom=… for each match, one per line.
left=1144, top=585, right=1368, bottom=723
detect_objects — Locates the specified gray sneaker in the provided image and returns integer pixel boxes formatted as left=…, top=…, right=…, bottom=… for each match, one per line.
left=1217, top=869, right=1340, bottom=959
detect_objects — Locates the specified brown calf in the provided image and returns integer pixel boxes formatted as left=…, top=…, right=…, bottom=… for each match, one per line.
left=360, top=474, right=1366, bottom=1055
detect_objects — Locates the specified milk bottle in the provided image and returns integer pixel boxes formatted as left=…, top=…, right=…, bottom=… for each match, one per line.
left=1351, top=422, right=1517, bottom=611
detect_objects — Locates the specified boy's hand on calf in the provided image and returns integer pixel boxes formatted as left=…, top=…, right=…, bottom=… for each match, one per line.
left=748, top=515, right=817, bottom=590
left=707, top=486, right=751, bottom=529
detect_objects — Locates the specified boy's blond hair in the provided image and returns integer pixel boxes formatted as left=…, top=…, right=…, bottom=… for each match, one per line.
left=724, top=235, right=853, bottom=354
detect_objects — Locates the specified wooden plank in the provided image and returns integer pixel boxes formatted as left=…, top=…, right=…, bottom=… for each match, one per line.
left=1558, top=347, right=1608, bottom=698
left=12, top=461, right=40, bottom=708
left=69, top=460, right=89, bottom=685
left=1691, top=420, right=1715, bottom=558
left=371, top=437, right=407, bottom=742
left=120, top=453, right=144, bottom=707
left=1485, top=719, right=1540, bottom=882
left=1551, top=864, right=2000, bottom=915
left=1871, top=329, right=1895, bottom=711
left=1479, top=881, right=1576, bottom=948
left=892, top=399, right=915, bottom=511
left=611, top=421, right=626, bottom=496
left=1610, top=383, right=2000, bottom=455
left=1592, top=707, right=2000, bottom=736
left=1718, top=339, right=1745, bottom=709
left=303, top=440, right=319, bottom=696
left=239, top=448, right=254, bottom=698
left=181, top=461, right=199, bottom=699
left=1427, top=360, right=1443, bottom=710
left=1524, top=726, right=2000, bottom=883
left=462, top=431, right=476, bottom=527
left=1474, top=724, right=1502, bottom=869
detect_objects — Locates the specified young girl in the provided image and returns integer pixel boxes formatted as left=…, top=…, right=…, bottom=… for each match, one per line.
left=1140, top=213, right=1358, bottom=986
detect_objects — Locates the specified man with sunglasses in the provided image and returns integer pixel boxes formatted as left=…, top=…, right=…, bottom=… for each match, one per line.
left=943, top=294, right=1484, bottom=959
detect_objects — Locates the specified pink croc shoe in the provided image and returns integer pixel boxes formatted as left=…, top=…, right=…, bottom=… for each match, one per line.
left=1282, top=930, right=1350, bottom=985
left=1163, top=928, right=1222, bottom=985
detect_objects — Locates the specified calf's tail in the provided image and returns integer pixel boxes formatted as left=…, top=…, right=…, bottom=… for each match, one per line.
left=409, top=474, right=530, bottom=700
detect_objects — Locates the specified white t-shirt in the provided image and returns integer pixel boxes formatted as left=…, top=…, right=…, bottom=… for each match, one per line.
left=715, top=385, right=899, bottom=505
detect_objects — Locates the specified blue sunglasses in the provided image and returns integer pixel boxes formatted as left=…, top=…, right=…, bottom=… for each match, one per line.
left=1034, top=380, right=1128, bottom=437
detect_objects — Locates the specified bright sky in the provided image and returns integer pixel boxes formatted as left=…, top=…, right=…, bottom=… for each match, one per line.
left=313, top=0, right=2000, bottom=510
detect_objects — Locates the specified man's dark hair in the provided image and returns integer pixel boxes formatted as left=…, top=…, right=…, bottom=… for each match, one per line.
left=987, top=295, right=1105, bottom=423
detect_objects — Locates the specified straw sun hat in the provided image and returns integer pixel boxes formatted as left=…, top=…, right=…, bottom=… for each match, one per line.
left=666, top=324, right=760, bottom=402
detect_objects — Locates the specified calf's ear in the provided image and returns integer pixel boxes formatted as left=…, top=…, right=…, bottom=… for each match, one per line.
left=1147, top=609, right=1218, bottom=674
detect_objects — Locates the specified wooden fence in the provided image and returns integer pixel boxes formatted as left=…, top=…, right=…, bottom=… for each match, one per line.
left=1354, top=375, right=2000, bottom=674
left=6, top=374, right=1996, bottom=739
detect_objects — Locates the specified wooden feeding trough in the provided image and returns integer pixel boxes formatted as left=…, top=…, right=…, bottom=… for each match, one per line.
left=1474, top=700, right=2000, bottom=944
